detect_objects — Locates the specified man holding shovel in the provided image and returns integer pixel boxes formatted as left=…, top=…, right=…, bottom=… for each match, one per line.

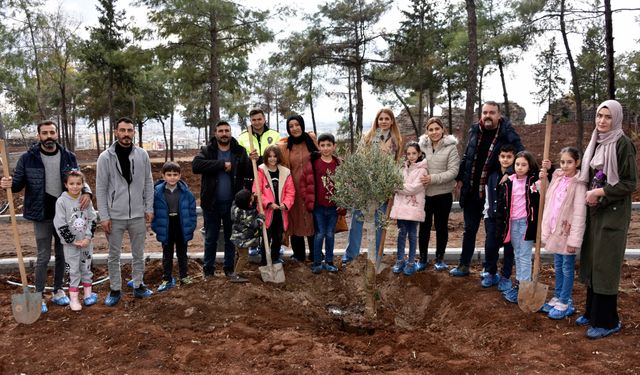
left=1, top=120, right=91, bottom=313
left=193, top=120, right=253, bottom=281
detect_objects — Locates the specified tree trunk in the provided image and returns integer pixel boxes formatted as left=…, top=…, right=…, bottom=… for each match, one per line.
left=447, top=75, right=453, bottom=134
left=418, top=90, right=424, bottom=137
left=429, top=90, right=435, bottom=119
left=348, top=67, right=355, bottom=153
left=497, top=51, right=510, bottom=119
left=93, top=119, right=101, bottom=154
left=355, top=62, right=364, bottom=137
left=23, top=6, right=46, bottom=120
left=160, top=118, right=168, bottom=162
left=108, top=70, right=114, bottom=145
left=560, top=0, right=584, bottom=150
left=0, top=112, right=5, bottom=139
left=102, top=117, right=107, bottom=149
left=604, top=0, right=615, bottom=99
left=208, top=10, right=221, bottom=137
left=309, top=66, right=317, bottom=134
left=136, top=121, right=143, bottom=148
left=463, top=0, right=478, bottom=146
left=393, top=88, right=418, bottom=137
left=364, top=203, right=378, bottom=319
left=170, top=108, right=174, bottom=161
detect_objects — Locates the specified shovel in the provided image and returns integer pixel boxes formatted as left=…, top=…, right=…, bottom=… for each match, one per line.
left=375, top=198, right=393, bottom=274
left=246, top=126, right=285, bottom=283
left=1, top=139, right=42, bottom=324
left=517, top=114, right=552, bottom=313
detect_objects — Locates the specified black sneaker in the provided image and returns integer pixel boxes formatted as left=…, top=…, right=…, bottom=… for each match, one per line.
left=225, top=271, right=248, bottom=283
left=133, top=284, right=153, bottom=298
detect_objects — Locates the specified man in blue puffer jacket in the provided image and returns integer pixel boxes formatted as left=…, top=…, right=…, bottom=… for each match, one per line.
left=151, top=162, right=197, bottom=291
left=1, top=120, right=92, bottom=313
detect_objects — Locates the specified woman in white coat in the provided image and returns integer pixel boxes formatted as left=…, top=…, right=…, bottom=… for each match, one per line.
left=417, top=117, right=460, bottom=271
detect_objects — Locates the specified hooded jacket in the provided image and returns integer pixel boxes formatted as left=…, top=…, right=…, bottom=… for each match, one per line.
left=151, top=179, right=197, bottom=245
left=9, top=142, right=86, bottom=221
left=390, top=159, right=428, bottom=222
left=418, top=134, right=459, bottom=197
left=53, top=191, right=97, bottom=244
left=192, top=137, right=253, bottom=211
left=253, top=163, right=295, bottom=230
left=96, top=142, right=154, bottom=221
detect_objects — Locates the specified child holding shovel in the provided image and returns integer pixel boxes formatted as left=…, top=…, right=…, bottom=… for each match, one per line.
left=53, top=170, right=98, bottom=311
left=539, top=147, right=586, bottom=319
left=254, top=145, right=295, bottom=266
left=496, top=151, right=541, bottom=304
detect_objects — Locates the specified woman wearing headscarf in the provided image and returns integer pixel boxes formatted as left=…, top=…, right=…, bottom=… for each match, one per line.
left=577, top=99, right=637, bottom=339
left=278, top=115, right=319, bottom=262
left=341, top=108, right=403, bottom=265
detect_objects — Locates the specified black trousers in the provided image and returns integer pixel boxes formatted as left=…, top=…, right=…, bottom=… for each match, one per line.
left=291, top=235, right=314, bottom=262
left=418, top=193, right=453, bottom=263
left=263, top=211, right=284, bottom=265
left=583, top=287, right=619, bottom=329
left=162, top=216, right=189, bottom=281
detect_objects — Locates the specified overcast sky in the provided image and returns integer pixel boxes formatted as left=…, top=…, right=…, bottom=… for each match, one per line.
left=45, top=0, right=640, bottom=131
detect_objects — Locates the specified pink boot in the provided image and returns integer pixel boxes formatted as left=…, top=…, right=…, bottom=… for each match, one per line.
left=69, top=291, right=82, bottom=311
left=83, top=284, right=98, bottom=306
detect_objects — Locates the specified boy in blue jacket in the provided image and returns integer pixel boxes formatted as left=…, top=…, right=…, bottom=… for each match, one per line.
left=151, top=162, right=197, bottom=291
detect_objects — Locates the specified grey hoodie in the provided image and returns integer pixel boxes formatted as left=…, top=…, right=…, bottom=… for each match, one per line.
left=53, top=192, right=97, bottom=243
left=96, top=142, right=154, bottom=221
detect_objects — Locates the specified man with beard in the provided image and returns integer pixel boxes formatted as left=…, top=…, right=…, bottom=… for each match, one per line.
left=96, top=117, right=154, bottom=306
left=451, top=101, right=524, bottom=277
left=193, top=120, right=252, bottom=282
left=1, top=120, right=91, bottom=313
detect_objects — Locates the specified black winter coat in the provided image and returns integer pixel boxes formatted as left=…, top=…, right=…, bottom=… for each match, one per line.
left=457, top=118, right=524, bottom=208
left=192, top=137, right=253, bottom=211
left=10, top=143, right=80, bottom=221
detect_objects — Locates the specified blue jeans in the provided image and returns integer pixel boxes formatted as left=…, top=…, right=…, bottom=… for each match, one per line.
left=397, top=220, right=418, bottom=263
left=510, top=218, right=533, bottom=282
left=459, top=198, right=484, bottom=266
left=483, top=217, right=514, bottom=277
left=203, top=200, right=235, bottom=274
left=313, top=206, right=338, bottom=265
left=554, top=254, right=576, bottom=305
left=342, top=201, right=388, bottom=262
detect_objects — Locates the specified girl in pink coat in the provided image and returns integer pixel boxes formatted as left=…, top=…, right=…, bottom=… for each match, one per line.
left=390, top=142, right=428, bottom=276
left=540, top=147, right=587, bottom=320
left=254, top=145, right=296, bottom=266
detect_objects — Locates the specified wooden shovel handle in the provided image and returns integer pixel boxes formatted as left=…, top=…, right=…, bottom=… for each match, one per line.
left=532, top=114, right=552, bottom=280
left=0, top=140, right=29, bottom=288
left=246, top=126, right=273, bottom=267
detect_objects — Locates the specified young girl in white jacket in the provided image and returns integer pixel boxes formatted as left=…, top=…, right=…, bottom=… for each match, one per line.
left=390, top=142, right=428, bottom=276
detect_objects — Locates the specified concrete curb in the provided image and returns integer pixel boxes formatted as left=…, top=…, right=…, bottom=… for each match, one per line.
left=2, top=248, right=639, bottom=273
left=2, top=202, right=640, bottom=222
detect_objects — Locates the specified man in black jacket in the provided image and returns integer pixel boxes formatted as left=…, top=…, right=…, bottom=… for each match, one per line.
left=451, top=101, right=524, bottom=277
left=192, top=121, right=253, bottom=281
left=1, top=120, right=91, bottom=312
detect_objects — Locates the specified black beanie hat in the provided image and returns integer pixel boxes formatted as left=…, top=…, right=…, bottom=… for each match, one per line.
left=234, top=189, right=253, bottom=210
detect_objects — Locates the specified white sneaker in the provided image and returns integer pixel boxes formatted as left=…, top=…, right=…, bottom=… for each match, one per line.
left=51, top=289, right=70, bottom=306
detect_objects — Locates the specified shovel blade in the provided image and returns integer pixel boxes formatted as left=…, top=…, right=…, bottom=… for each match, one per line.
left=11, top=291, right=42, bottom=324
left=517, top=280, right=549, bottom=313
left=259, top=263, right=285, bottom=283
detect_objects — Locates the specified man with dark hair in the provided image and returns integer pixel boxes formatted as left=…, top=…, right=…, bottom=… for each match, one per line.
left=451, top=101, right=524, bottom=277
left=193, top=120, right=253, bottom=281
left=97, top=117, right=154, bottom=305
left=1, top=120, right=91, bottom=313
left=238, top=109, right=281, bottom=164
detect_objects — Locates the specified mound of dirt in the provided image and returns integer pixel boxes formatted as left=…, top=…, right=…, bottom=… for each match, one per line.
left=1, top=257, right=639, bottom=373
